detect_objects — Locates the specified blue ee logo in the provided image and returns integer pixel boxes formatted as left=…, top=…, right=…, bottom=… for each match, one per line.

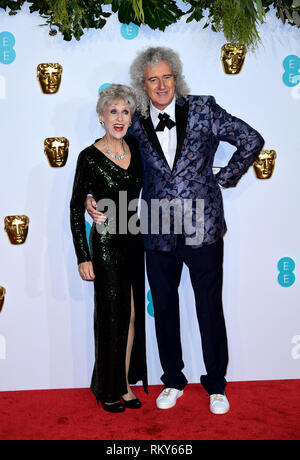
left=85, top=221, right=91, bottom=248
left=0, top=31, right=16, bottom=64
left=147, top=290, right=154, bottom=317
left=277, top=257, right=295, bottom=287
left=282, top=55, right=300, bottom=87
left=120, top=23, right=139, bottom=40
left=98, top=83, right=111, bottom=94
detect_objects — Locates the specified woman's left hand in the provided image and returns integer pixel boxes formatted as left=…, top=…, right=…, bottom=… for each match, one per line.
left=78, top=261, right=95, bottom=281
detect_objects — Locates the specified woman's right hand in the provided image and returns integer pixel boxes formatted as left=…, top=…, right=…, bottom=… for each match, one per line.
left=78, top=261, right=95, bottom=281
left=85, top=196, right=107, bottom=224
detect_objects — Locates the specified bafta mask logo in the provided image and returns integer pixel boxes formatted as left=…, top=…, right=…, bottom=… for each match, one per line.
left=253, top=150, right=277, bottom=179
left=4, top=215, right=29, bottom=245
left=44, top=137, right=69, bottom=167
left=0, top=286, right=5, bottom=313
left=37, top=63, right=63, bottom=94
left=221, top=43, right=247, bottom=75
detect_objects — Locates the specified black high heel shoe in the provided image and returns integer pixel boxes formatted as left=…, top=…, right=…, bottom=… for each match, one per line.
left=102, top=401, right=125, bottom=413
left=121, top=397, right=142, bottom=409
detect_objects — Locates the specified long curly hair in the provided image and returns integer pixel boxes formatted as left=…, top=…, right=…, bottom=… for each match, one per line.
left=129, top=47, right=190, bottom=118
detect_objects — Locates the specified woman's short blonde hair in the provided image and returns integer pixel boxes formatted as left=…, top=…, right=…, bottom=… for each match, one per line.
left=96, top=84, right=137, bottom=116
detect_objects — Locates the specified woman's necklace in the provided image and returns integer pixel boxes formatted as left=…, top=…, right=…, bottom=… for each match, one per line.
left=102, top=138, right=127, bottom=161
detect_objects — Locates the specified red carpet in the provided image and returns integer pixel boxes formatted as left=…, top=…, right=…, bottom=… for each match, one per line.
left=0, top=380, right=299, bottom=441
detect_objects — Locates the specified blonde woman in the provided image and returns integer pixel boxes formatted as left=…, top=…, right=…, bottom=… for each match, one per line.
left=70, top=84, right=148, bottom=413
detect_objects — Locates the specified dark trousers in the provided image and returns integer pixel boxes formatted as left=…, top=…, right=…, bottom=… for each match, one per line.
left=146, top=237, right=228, bottom=395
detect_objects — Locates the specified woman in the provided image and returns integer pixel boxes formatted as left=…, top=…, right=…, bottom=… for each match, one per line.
left=70, top=84, right=148, bottom=413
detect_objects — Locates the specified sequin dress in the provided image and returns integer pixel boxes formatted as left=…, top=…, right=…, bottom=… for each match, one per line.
left=70, top=136, right=148, bottom=403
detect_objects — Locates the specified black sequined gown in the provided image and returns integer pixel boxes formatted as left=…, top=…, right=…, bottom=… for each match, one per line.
left=70, top=136, right=148, bottom=403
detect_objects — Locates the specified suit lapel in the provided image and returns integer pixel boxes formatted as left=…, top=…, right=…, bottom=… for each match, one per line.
left=173, top=97, right=189, bottom=171
left=140, top=114, right=167, bottom=164
left=139, top=97, right=189, bottom=170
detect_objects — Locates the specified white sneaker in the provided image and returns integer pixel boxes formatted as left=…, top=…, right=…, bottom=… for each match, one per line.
left=156, top=388, right=184, bottom=409
left=209, top=394, right=230, bottom=414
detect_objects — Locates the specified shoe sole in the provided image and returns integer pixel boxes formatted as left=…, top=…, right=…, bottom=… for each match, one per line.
left=156, top=390, right=184, bottom=409
left=210, top=406, right=230, bottom=415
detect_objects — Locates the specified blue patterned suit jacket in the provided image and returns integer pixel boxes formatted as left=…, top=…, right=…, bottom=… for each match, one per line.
left=128, top=95, right=264, bottom=251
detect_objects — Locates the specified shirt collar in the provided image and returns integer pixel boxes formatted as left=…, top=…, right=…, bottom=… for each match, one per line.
left=150, top=98, right=176, bottom=123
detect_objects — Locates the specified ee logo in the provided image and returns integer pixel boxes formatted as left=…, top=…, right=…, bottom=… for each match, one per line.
left=120, top=23, right=139, bottom=40
left=147, top=290, right=154, bottom=317
left=282, top=55, right=300, bottom=87
left=277, top=257, right=295, bottom=287
left=0, top=31, right=16, bottom=64
left=85, top=221, right=91, bottom=248
left=98, top=83, right=111, bottom=94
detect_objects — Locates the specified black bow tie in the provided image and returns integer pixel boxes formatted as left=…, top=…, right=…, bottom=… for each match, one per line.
left=155, top=113, right=176, bottom=131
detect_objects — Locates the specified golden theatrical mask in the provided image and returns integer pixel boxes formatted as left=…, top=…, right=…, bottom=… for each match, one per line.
left=253, top=150, right=277, bottom=179
left=221, top=43, right=247, bottom=75
left=0, top=286, right=5, bottom=313
left=37, top=63, right=63, bottom=94
left=44, top=137, right=69, bottom=167
left=4, top=215, right=30, bottom=245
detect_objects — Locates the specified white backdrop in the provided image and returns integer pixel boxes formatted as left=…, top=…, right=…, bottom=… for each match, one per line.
left=0, top=3, right=299, bottom=392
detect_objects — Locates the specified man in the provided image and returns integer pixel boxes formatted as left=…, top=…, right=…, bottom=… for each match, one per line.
left=86, top=47, right=264, bottom=414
